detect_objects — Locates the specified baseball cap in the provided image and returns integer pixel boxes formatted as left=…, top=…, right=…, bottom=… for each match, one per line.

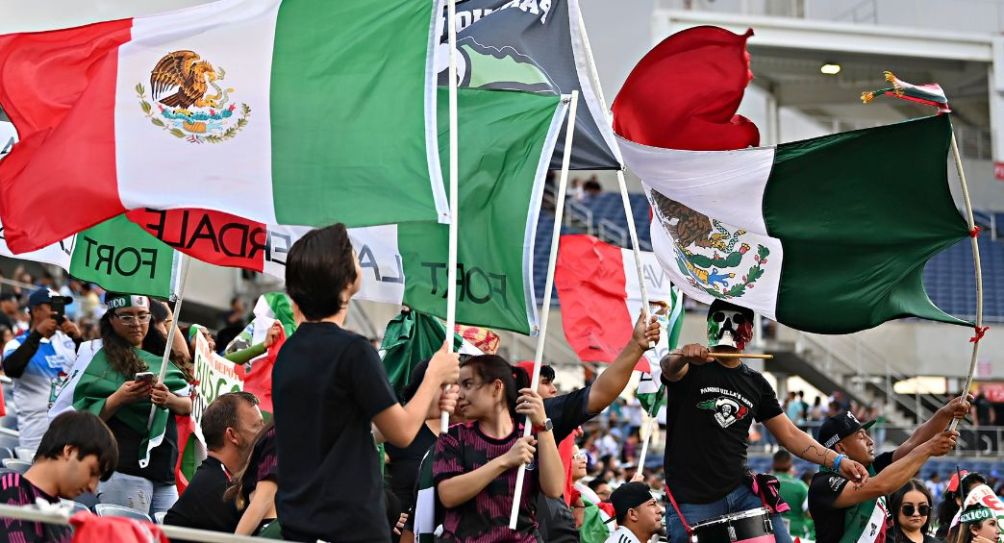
left=609, top=482, right=656, bottom=523
left=27, top=288, right=72, bottom=309
left=516, top=361, right=555, bottom=383
left=818, top=411, right=877, bottom=449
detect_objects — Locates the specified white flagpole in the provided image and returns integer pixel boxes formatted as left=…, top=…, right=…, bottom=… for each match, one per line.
left=948, top=130, right=985, bottom=432
left=147, top=253, right=191, bottom=429
left=574, top=7, right=653, bottom=344
left=509, top=90, right=579, bottom=531
left=441, top=0, right=460, bottom=433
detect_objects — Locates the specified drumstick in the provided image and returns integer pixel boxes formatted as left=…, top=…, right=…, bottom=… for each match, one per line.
left=667, top=350, right=774, bottom=360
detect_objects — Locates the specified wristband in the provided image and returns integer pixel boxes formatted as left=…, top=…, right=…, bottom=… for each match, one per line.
left=833, top=453, right=845, bottom=472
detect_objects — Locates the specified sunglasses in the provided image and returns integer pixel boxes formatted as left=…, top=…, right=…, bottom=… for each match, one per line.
left=711, top=311, right=748, bottom=325
left=901, top=504, right=930, bottom=517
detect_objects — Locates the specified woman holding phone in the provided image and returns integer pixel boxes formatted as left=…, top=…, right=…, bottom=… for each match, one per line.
left=72, top=293, right=191, bottom=515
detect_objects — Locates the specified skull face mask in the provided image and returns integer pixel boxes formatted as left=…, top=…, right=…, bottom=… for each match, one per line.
left=707, top=308, right=754, bottom=350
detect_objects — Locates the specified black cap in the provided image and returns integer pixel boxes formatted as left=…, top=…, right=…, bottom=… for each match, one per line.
left=818, top=411, right=877, bottom=449
left=609, top=482, right=655, bottom=523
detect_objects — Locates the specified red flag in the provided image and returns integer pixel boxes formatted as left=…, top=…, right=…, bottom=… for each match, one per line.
left=611, top=25, right=759, bottom=150
left=554, top=235, right=637, bottom=365
left=234, top=326, right=285, bottom=415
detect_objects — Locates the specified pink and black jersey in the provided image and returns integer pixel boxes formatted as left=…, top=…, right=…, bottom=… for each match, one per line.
left=433, top=422, right=540, bottom=543
left=0, top=472, right=72, bottom=543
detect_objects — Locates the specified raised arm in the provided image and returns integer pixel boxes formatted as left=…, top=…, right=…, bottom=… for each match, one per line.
left=893, top=395, right=970, bottom=461
left=518, top=388, right=563, bottom=498
left=587, top=315, right=659, bottom=413
left=373, top=343, right=458, bottom=448
left=831, top=431, right=957, bottom=508
left=659, top=343, right=714, bottom=383
left=764, top=414, right=869, bottom=483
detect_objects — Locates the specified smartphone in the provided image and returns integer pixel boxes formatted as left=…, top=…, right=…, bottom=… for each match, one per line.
left=134, top=372, right=155, bottom=384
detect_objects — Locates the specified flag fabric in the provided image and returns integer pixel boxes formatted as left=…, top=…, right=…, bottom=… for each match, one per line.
left=613, top=26, right=970, bottom=334
left=379, top=310, right=482, bottom=398
left=0, top=214, right=181, bottom=299
left=71, top=346, right=189, bottom=468
left=861, top=71, right=950, bottom=112
left=227, top=292, right=297, bottom=415
left=951, top=484, right=1004, bottom=529
left=579, top=498, right=612, bottom=543
left=611, top=25, right=760, bottom=152
left=555, top=234, right=682, bottom=371
left=138, top=87, right=568, bottom=335
left=636, top=288, right=684, bottom=415
left=437, top=0, right=620, bottom=169
left=412, top=448, right=438, bottom=543
left=0, top=0, right=448, bottom=253
left=618, top=114, right=969, bottom=334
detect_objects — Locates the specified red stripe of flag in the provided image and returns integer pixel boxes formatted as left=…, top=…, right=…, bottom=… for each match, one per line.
left=0, top=19, right=133, bottom=253
left=126, top=208, right=268, bottom=273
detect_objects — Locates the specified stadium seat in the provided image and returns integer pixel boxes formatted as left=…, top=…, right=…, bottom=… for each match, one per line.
left=0, top=416, right=17, bottom=431
left=1, top=459, right=30, bottom=474
left=60, top=499, right=91, bottom=516
left=0, top=433, right=19, bottom=451
left=14, top=447, right=33, bottom=461
left=94, top=504, right=153, bottom=523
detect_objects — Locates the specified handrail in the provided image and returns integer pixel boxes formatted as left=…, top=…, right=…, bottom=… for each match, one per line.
left=0, top=503, right=275, bottom=542
left=597, top=219, right=628, bottom=248
left=565, top=200, right=594, bottom=235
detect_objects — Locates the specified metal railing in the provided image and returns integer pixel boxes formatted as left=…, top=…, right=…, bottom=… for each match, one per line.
left=597, top=219, right=628, bottom=248
left=0, top=503, right=276, bottom=542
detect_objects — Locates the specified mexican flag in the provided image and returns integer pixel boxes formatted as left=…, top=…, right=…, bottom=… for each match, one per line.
left=0, top=214, right=181, bottom=299
left=861, top=71, right=950, bottom=112
left=225, top=292, right=297, bottom=415
left=0, top=0, right=448, bottom=253
left=951, top=484, right=1004, bottom=530
left=132, top=87, right=569, bottom=335
left=613, top=26, right=970, bottom=334
left=636, top=287, right=684, bottom=415
left=70, top=346, right=189, bottom=468
left=555, top=234, right=683, bottom=371
left=380, top=310, right=482, bottom=398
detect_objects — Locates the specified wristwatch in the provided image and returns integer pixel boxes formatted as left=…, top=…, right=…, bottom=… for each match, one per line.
left=535, top=418, right=553, bottom=433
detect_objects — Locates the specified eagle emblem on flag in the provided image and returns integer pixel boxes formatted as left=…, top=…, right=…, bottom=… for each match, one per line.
left=650, top=190, right=769, bottom=301
left=135, top=50, right=251, bottom=144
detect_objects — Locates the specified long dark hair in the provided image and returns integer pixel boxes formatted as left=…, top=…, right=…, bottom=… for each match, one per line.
left=142, top=299, right=194, bottom=382
left=460, top=355, right=530, bottom=421
left=100, top=311, right=148, bottom=377
left=889, top=479, right=934, bottom=542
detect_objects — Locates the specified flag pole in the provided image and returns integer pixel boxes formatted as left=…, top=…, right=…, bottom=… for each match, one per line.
left=573, top=8, right=653, bottom=345
left=148, top=253, right=191, bottom=429
left=948, top=129, right=985, bottom=432
left=441, top=0, right=460, bottom=434
left=635, top=384, right=664, bottom=473
left=509, top=90, right=579, bottom=531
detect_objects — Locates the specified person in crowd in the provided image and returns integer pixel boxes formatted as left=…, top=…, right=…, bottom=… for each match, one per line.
left=936, top=471, right=987, bottom=539
left=660, top=299, right=870, bottom=543
left=73, top=293, right=191, bottom=515
left=143, top=299, right=192, bottom=377
left=604, top=482, right=665, bottom=543
left=434, top=355, right=563, bottom=541
left=807, top=395, right=970, bottom=543
left=888, top=479, right=939, bottom=543
left=226, top=421, right=279, bottom=537
left=516, top=315, right=660, bottom=543
left=272, top=224, right=459, bottom=543
left=215, top=296, right=248, bottom=355
left=0, top=292, right=20, bottom=332
left=589, top=478, right=613, bottom=502
left=772, top=449, right=811, bottom=539
left=0, top=411, right=117, bottom=543
left=952, top=504, right=1000, bottom=543
left=2, top=288, right=81, bottom=449
left=164, top=392, right=264, bottom=532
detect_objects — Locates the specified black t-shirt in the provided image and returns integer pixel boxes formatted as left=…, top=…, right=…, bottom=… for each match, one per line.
left=385, top=424, right=437, bottom=515
left=273, top=322, right=398, bottom=543
left=535, top=385, right=595, bottom=543
left=662, top=362, right=783, bottom=503
left=163, top=456, right=240, bottom=533
left=809, top=451, right=894, bottom=543
left=108, top=412, right=178, bottom=483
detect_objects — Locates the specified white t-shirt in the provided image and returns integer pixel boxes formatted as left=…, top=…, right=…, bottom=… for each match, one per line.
left=604, top=526, right=643, bottom=543
left=2, top=331, right=77, bottom=449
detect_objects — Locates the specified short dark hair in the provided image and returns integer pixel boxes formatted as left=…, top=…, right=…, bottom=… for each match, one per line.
left=285, top=224, right=357, bottom=321
left=201, top=392, right=259, bottom=451
left=35, top=411, right=118, bottom=481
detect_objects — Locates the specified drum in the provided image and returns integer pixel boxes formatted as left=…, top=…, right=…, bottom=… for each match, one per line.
left=689, top=507, right=775, bottom=543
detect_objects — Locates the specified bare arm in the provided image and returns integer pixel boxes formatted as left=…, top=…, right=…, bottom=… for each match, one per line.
left=832, top=431, right=957, bottom=508
left=234, top=481, right=277, bottom=536
left=587, top=315, right=659, bottom=413
left=535, top=428, right=564, bottom=498
left=373, top=345, right=458, bottom=448
left=438, top=444, right=528, bottom=508
left=893, top=395, right=970, bottom=461
left=764, top=415, right=869, bottom=484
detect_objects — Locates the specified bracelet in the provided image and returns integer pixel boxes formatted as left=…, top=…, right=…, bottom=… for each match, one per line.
left=832, top=453, right=845, bottom=472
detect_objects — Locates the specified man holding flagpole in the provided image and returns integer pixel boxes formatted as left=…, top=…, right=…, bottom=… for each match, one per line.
left=808, top=399, right=967, bottom=543
left=660, top=300, right=871, bottom=543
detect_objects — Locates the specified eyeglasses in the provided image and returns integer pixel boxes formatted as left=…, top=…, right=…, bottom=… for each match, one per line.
left=901, top=504, right=930, bottom=517
left=712, top=311, right=748, bottom=325
left=114, top=313, right=152, bottom=324
left=573, top=451, right=588, bottom=460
